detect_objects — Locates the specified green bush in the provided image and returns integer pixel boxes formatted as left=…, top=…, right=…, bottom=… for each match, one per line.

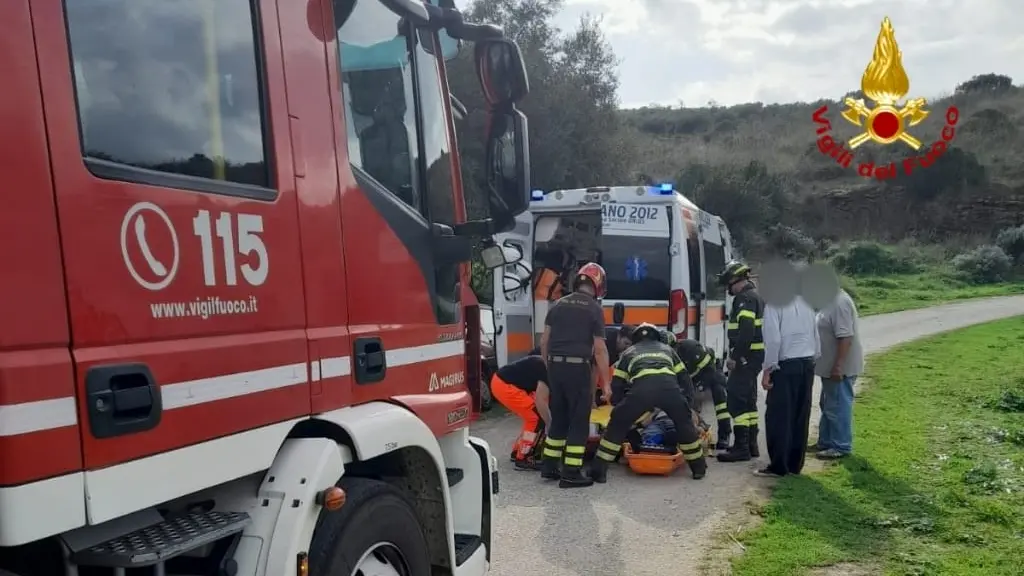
left=767, top=224, right=816, bottom=259
left=470, top=257, right=494, bottom=306
left=833, top=242, right=918, bottom=275
left=952, top=245, right=1013, bottom=284
left=995, top=225, right=1024, bottom=263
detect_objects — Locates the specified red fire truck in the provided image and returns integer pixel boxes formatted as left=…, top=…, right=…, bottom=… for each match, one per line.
left=0, top=0, right=531, bottom=574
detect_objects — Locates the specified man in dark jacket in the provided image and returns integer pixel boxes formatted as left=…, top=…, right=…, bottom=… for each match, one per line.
left=589, top=323, right=708, bottom=482
left=716, top=261, right=766, bottom=463
left=675, top=337, right=733, bottom=451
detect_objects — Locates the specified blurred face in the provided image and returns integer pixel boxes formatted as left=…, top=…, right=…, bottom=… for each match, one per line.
left=617, top=335, right=631, bottom=350
left=728, top=279, right=746, bottom=295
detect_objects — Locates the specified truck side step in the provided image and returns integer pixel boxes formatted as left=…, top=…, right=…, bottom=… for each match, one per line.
left=445, top=467, right=464, bottom=487
left=453, top=534, right=482, bottom=566
left=71, top=511, right=251, bottom=568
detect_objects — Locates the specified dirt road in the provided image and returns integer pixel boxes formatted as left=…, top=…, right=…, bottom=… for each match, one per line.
left=470, top=295, right=1024, bottom=576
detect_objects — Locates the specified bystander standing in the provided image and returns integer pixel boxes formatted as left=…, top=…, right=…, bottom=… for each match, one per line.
left=757, top=293, right=819, bottom=477
left=811, top=288, right=864, bottom=460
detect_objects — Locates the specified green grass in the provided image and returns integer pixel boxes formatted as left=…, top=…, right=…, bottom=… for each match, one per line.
left=845, top=270, right=1024, bottom=316
left=731, top=317, right=1024, bottom=576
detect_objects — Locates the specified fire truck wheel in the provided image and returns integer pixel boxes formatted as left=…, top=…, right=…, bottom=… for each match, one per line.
left=309, top=476, right=432, bottom=576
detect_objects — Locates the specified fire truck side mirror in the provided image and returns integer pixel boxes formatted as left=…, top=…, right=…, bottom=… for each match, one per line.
left=480, top=242, right=523, bottom=270
left=474, top=39, right=529, bottom=107
left=485, top=107, right=530, bottom=231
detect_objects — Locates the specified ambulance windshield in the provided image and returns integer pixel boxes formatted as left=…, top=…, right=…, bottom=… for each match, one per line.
left=599, top=204, right=672, bottom=301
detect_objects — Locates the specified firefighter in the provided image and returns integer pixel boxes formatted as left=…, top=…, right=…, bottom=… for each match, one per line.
left=716, top=261, right=766, bottom=463
left=674, top=336, right=735, bottom=452
left=490, top=352, right=551, bottom=471
left=539, top=262, right=612, bottom=488
left=590, top=323, right=708, bottom=482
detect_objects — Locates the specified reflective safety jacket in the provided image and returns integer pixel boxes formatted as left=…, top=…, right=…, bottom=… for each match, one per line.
left=727, top=283, right=766, bottom=363
left=676, top=338, right=716, bottom=381
left=610, top=340, right=695, bottom=405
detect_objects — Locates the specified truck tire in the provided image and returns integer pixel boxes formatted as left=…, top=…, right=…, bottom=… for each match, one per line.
left=309, top=477, right=431, bottom=576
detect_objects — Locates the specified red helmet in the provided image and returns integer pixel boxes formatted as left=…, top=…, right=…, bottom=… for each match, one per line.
left=574, top=262, right=607, bottom=298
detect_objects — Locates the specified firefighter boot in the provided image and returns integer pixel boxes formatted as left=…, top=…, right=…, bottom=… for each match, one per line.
left=748, top=425, right=760, bottom=458
left=558, top=466, right=594, bottom=489
left=540, top=456, right=561, bottom=480
left=715, top=419, right=732, bottom=451
left=689, top=455, right=708, bottom=480
left=717, top=426, right=752, bottom=462
left=589, top=459, right=609, bottom=484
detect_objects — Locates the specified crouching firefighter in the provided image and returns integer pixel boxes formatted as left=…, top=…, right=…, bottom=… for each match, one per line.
left=540, top=262, right=612, bottom=488
left=717, top=261, right=766, bottom=463
left=590, top=323, right=708, bottom=482
left=675, top=336, right=733, bottom=451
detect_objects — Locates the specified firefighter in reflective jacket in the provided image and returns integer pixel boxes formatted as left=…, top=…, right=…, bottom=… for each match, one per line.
left=674, top=337, right=733, bottom=451
left=590, top=323, right=708, bottom=482
left=716, top=261, right=766, bottom=462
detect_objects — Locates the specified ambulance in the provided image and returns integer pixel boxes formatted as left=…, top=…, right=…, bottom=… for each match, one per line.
left=490, top=184, right=735, bottom=367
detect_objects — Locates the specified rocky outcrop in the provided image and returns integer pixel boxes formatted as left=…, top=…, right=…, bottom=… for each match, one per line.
left=803, top=184, right=1024, bottom=240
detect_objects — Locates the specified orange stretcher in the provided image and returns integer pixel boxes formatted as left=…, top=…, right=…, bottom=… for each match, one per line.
left=586, top=405, right=713, bottom=476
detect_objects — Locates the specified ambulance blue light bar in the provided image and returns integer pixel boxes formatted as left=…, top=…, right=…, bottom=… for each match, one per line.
left=653, top=183, right=674, bottom=195
left=531, top=189, right=545, bottom=200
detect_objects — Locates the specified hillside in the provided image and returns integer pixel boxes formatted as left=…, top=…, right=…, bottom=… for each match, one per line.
left=618, top=74, right=1024, bottom=246
left=448, top=1, right=1024, bottom=259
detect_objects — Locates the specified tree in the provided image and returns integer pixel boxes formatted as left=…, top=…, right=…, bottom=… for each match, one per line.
left=955, top=74, right=1014, bottom=95
left=450, top=0, right=634, bottom=301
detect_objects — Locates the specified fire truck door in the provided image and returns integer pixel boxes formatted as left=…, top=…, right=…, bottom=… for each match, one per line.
left=33, top=0, right=309, bottom=521
left=0, top=2, right=82, bottom=541
left=492, top=212, right=535, bottom=367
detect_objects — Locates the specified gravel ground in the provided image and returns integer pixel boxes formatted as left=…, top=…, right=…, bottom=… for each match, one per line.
left=471, top=295, right=1024, bottom=576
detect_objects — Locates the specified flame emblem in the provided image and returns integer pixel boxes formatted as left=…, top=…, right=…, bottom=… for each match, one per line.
left=840, top=17, right=929, bottom=150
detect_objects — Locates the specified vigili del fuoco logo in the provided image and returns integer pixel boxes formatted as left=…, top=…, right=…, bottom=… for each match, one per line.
left=812, top=17, right=959, bottom=180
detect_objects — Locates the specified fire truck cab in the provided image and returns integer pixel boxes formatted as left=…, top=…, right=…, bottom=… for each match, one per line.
left=0, top=0, right=531, bottom=574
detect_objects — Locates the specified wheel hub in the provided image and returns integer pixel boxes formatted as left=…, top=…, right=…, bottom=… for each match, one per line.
left=352, top=542, right=408, bottom=576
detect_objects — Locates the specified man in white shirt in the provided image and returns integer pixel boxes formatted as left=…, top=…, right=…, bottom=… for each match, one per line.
left=756, top=294, right=820, bottom=477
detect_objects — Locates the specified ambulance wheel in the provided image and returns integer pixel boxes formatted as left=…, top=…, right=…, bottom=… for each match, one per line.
left=309, top=477, right=431, bottom=576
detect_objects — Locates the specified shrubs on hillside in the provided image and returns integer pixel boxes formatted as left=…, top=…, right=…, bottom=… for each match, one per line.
left=833, top=242, right=918, bottom=275
left=943, top=225, right=1024, bottom=284
left=829, top=236, right=1022, bottom=286
left=952, top=245, right=1013, bottom=284
left=995, top=225, right=1024, bottom=263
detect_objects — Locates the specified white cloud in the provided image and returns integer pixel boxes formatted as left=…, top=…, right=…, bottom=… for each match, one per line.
left=548, top=0, right=1023, bottom=107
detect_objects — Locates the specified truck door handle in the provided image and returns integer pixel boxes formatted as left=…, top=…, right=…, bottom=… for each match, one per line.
left=354, top=337, right=387, bottom=384
left=85, top=363, right=162, bottom=439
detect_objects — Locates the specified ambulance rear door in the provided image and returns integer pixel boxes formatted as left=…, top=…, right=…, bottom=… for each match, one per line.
left=600, top=202, right=673, bottom=327
left=697, top=210, right=729, bottom=361
left=491, top=211, right=535, bottom=367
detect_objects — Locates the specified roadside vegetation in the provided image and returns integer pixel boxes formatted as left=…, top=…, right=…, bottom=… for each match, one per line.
left=732, top=317, right=1024, bottom=576
left=813, top=232, right=1024, bottom=316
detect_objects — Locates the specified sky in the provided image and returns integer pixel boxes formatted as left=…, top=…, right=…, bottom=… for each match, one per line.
left=460, top=0, right=1024, bottom=108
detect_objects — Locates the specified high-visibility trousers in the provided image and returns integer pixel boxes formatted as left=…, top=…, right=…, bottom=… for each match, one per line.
left=490, top=375, right=541, bottom=459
